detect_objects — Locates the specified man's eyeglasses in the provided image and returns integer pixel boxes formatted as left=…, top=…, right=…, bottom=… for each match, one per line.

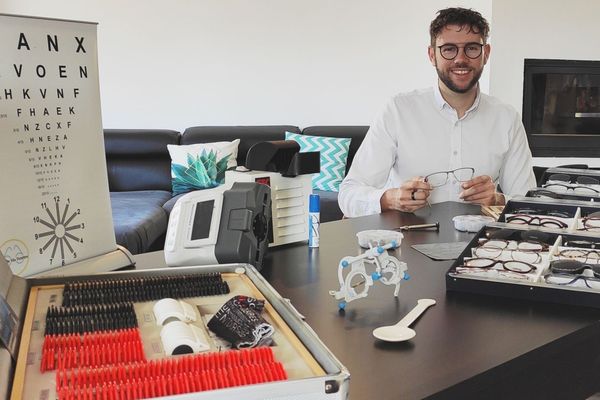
left=424, top=167, right=474, bottom=188
left=461, top=257, right=537, bottom=274
left=437, top=43, right=484, bottom=60
left=505, top=214, right=568, bottom=229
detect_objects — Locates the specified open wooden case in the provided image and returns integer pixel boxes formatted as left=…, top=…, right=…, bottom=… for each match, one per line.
left=0, top=260, right=349, bottom=400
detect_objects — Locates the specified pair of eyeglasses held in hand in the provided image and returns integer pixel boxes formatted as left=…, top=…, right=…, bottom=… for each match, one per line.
left=424, top=167, right=475, bottom=188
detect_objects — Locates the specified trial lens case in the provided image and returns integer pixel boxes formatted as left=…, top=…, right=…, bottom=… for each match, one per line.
left=0, top=260, right=349, bottom=400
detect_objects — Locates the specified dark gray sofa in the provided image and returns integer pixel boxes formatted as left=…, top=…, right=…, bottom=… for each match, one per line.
left=104, top=125, right=368, bottom=254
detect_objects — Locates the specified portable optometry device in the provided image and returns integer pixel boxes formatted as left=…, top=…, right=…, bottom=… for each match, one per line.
left=165, top=141, right=318, bottom=269
left=165, top=181, right=271, bottom=269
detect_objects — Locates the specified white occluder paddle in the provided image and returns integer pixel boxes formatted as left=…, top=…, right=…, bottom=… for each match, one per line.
left=372, top=298, right=436, bottom=342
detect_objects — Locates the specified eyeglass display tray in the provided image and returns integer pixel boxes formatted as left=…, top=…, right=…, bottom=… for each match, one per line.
left=0, top=261, right=349, bottom=400
left=446, top=221, right=600, bottom=309
left=498, top=196, right=600, bottom=230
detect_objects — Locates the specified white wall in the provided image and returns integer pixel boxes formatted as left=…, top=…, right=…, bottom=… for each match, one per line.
left=490, top=0, right=600, bottom=167
left=0, top=0, right=490, bottom=131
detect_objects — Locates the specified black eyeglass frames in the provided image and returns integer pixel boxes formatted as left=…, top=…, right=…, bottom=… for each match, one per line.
left=543, top=183, right=600, bottom=195
left=437, top=43, right=484, bottom=60
left=461, top=257, right=537, bottom=274
left=510, top=208, right=571, bottom=218
left=505, top=214, right=568, bottom=229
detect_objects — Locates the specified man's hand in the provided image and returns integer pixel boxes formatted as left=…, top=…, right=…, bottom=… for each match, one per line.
left=380, top=177, right=432, bottom=213
left=460, top=175, right=505, bottom=206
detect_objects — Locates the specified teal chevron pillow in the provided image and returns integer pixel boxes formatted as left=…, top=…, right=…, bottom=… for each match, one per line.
left=285, top=131, right=351, bottom=192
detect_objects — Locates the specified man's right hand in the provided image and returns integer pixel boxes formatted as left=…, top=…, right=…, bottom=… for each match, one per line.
left=380, top=177, right=432, bottom=213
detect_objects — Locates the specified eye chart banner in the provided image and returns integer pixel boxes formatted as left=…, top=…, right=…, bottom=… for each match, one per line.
left=0, top=14, right=117, bottom=277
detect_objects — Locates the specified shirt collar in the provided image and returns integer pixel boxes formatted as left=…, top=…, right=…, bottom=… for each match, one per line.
left=433, top=82, right=482, bottom=116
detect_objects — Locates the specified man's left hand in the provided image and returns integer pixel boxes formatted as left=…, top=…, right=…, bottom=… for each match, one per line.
left=459, top=175, right=505, bottom=206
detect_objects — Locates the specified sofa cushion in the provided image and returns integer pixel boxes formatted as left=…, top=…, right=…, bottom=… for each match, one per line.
left=181, top=126, right=301, bottom=167
left=110, top=190, right=172, bottom=255
left=163, top=193, right=185, bottom=214
left=285, top=131, right=350, bottom=192
left=301, top=126, right=369, bottom=174
left=167, top=141, right=238, bottom=195
left=105, top=129, right=180, bottom=192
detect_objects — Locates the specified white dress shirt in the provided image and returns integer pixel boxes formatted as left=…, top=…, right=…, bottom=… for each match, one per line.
left=338, top=85, right=536, bottom=217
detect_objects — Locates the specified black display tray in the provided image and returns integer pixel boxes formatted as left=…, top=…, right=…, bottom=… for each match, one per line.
left=446, top=221, right=600, bottom=309
left=498, top=196, right=600, bottom=228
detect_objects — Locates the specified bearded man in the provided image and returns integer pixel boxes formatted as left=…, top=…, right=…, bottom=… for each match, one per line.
left=339, top=7, right=536, bottom=217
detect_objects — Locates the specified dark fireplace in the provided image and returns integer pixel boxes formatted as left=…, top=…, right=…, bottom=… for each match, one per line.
left=522, top=59, right=600, bottom=157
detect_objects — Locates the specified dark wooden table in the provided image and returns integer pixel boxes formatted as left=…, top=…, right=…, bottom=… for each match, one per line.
left=134, top=202, right=600, bottom=400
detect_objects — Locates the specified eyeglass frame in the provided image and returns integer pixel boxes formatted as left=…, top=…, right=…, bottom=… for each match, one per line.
left=564, top=239, right=600, bottom=249
left=473, top=245, right=542, bottom=264
left=455, top=266, right=530, bottom=280
left=547, top=173, right=600, bottom=185
left=478, top=238, right=549, bottom=252
left=485, top=228, right=553, bottom=244
left=542, top=183, right=600, bottom=194
left=526, top=189, right=566, bottom=200
left=505, top=214, right=568, bottom=229
left=549, top=259, right=600, bottom=278
left=558, top=248, right=600, bottom=262
left=461, top=257, right=537, bottom=274
left=424, top=167, right=475, bottom=188
left=543, top=272, right=600, bottom=289
left=436, top=42, right=484, bottom=60
left=581, top=217, right=600, bottom=232
left=510, top=208, right=571, bottom=218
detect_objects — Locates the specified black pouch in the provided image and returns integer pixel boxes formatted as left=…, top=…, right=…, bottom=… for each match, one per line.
left=207, top=295, right=274, bottom=349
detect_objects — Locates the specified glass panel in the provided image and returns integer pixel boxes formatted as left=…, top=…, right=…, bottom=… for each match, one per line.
left=532, top=72, right=600, bottom=135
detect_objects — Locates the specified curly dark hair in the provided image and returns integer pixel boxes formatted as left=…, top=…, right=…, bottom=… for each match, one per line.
left=429, top=7, right=489, bottom=46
